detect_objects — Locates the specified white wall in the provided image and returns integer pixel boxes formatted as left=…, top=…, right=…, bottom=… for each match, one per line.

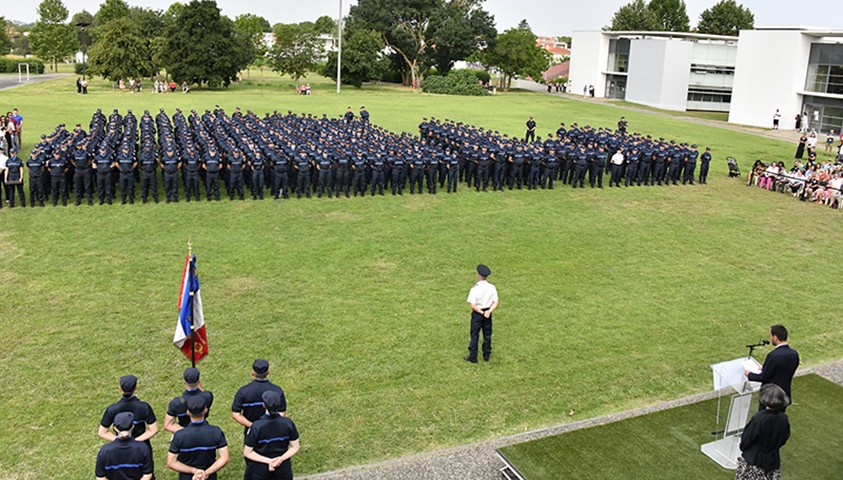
left=729, top=30, right=812, bottom=129
left=570, top=31, right=608, bottom=97
left=626, top=39, right=692, bottom=111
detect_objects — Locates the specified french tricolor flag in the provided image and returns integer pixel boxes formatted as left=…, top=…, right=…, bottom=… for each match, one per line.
left=173, top=254, right=208, bottom=363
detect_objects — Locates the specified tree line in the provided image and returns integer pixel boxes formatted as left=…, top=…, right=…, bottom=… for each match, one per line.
left=609, top=0, right=754, bottom=36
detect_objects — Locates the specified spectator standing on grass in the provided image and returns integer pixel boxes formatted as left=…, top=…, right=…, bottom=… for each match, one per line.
left=735, top=384, right=790, bottom=480
left=825, top=130, right=835, bottom=153
left=82, top=78, right=89, bottom=94
left=795, top=133, right=807, bottom=160
left=77, top=77, right=82, bottom=94
left=772, top=109, right=781, bottom=130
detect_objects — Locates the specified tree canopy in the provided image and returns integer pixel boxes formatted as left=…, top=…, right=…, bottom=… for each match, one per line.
left=268, top=23, right=323, bottom=88
left=610, top=0, right=660, bottom=31
left=648, top=0, right=689, bottom=32
left=426, top=0, right=496, bottom=75
left=160, top=0, right=251, bottom=87
left=483, top=21, right=549, bottom=90
left=323, top=27, right=385, bottom=88
left=234, top=13, right=271, bottom=68
left=697, top=0, right=754, bottom=36
left=0, top=18, right=11, bottom=54
left=31, top=0, right=77, bottom=71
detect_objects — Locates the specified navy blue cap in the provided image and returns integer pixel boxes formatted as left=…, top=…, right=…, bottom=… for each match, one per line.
left=114, top=412, right=135, bottom=431
left=253, top=359, right=269, bottom=374
left=184, top=368, right=200, bottom=384
left=120, top=375, right=138, bottom=392
left=476, top=264, right=491, bottom=277
left=262, top=391, right=282, bottom=410
left=186, top=395, right=207, bottom=415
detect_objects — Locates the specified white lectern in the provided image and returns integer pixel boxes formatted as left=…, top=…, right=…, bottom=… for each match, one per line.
left=700, top=357, right=761, bottom=470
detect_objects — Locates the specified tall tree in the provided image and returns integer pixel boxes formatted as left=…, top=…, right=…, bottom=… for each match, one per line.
left=31, top=0, right=77, bottom=71
left=697, top=0, right=754, bottom=36
left=323, top=27, right=386, bottom=88
left=268, top=23, right=322, bottom=89
left=87, top=16, right=150, bottom=81
left=160, top=0, right=252, bottom=87
left=483, top=22, right=549, bottom=90
left=648, top=0, right=690, bottom=32
left=234, top=13, right=270, bottom=70
left=313, top=15, right=337, bottom=35
left=348, top=0, right=444, bottom=89
left=0, top=18, right=11, bottom=54
left=95, top=0, right=130, bottom=25
left=609, top=0, right=660, bottom=31
left=425, top=0, right=497, bottom=75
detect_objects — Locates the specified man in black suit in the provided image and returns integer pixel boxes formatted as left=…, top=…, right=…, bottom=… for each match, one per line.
left=745, top=324, right=800, bottom=411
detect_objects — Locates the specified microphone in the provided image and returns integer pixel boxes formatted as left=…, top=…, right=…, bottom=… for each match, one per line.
left=761, top=340, right=770, bottom=346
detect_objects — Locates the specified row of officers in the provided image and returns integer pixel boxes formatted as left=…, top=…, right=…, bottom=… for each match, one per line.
left=14, top=132, right=713, bottom=208
left=96, top=360, right=298, bottom=480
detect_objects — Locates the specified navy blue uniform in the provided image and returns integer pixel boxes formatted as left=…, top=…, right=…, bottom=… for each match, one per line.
left=5, top=155, right=25, bottom=207
left=245, top=414, right=300, bottom=480
left=101, top=396, right=157, bottom=473
left=699, top=150, right=712, bottom=184
left=48, top=154, right=68, bottom=206
left=72, top=148, right=93, bottom=206
left=232, top=379, right=287, bottom=480
left=166, top=389, right=215, bottom=428
left=26, top=155, right=45, bottom=207
left=168, top=420, right=227, bottom=480
left=95, top=437, right=154, bottom=480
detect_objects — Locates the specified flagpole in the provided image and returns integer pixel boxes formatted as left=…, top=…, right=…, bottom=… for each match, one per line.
left=188, top=238, right=196, bottom=368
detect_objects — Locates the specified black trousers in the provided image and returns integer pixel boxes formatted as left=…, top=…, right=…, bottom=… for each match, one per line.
left=447, top=168, right=458, bottom=192
left=699, top=162, right=710, bottom=184
left=29, top=175, right=44, bottom=206
left=468, top=310, right=492, bottom=359
left=141, top=172, right=158, bottom=203
left=273, top=172, right=288, bottom=198
left=6, top=183, right=25, bottom=207
left=371, top=170, right=385, bottom=195
left=252, top=170, right=265, bottom=198
left=410, top=169, right=423, bottom=193
left=336, top=169, right=351, bottom=197
left=296, top=172, right=311, bottom=198
left=119, top=173, right=134, bottom=203
left=97, top=173, right=112, bottom=203
left=391, top=169, right=404, bottom=194
left=354, top=171, right=367, bottom=196
left=163, top=173, right=179, bottom=201
left=684, top=163, right=696, bottom=184
left=51, top=177, right=67, bottom=206
left=185, top=173, right=200, bottom=201
left=206, top=173, right=221, bottom=200
left=610, top=164, right=623, bottom=186
left=74, top=170, right=92, bottom=205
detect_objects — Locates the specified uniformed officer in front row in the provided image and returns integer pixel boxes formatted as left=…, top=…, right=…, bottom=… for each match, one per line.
left=167, top=396, right=230, bottom=480
left=95, top=412, right=154, bottom=480
left=465, top=264, right=499, bottom=363
left=244, top=391, right=301, bottom=480
left=232, top=359, right=288, bottom=480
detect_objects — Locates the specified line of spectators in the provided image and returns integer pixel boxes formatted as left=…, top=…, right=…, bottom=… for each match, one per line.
left=1, top=108, right=23, bottom=156
left=747, top=158, right=843, bottom=210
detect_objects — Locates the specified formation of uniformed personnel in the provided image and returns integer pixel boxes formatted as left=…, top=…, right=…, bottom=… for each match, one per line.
left=231, top=359, right=288, bottom=480
left=27, top=108, right=708, bottom=208
left=95, top=412, right=154, bottom=480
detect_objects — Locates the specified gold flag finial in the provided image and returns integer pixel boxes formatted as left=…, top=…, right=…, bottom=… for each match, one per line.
left=188, top=238, right=193, bottom=258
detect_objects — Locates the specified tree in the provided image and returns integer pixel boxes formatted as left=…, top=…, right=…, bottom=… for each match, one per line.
left=648, top=0, right=690, bottom=32
left=234, top=13, right=270, bottom=71
left=313, top=15, right=337, bottom=35
left=483, top=22, right=549, bottom=90
left=160, top=0, right=251, bottom=87
left=95, top=0, right=130, bottom=25
left=348, top=0, right=444, bottom=89
left=0, top=18, right=11, bottom=54
left=425, top=0, right=496, bottom=75
left=609, top=0, right=660, bottom=31
left=87, top=17, right=149, bottom=81
left=70, top=10, right=94, bottom=48
left=323, top=27, right=385, bottom=88
left=31, top=0, right=77, bottom=71
left=697, top=0, right=754, bottom=36
left=268, top=23, right=322, bottom=89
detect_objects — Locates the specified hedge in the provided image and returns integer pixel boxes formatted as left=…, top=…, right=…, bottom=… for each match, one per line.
left=0, top=57, right=46, bottom=74
left=422, top=69, right=489, bottom=96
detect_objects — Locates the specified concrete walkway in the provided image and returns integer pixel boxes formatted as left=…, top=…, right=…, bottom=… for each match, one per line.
left=304, top=359, right=843, bottom=480
left=512, top=78, right=805, bottom=145
left=0, top=73, right=71, bottom=91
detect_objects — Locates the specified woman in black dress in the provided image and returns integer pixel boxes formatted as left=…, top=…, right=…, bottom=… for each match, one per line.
left=794, top=133, right=807, bottom=160
left=736, top=384, right=790, bottom=480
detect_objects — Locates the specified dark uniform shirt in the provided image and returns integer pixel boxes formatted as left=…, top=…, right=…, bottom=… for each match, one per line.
left=167, top=389, right=215, bottom=428
left=244, top=413, right=299, bottom=459
left=231, top=379, right=287, bottom=433
left=95, top=437, right=154, bottom=480
left=6, top=156, right=23, bottom=183
left=100, top=396, right=157, bottom=440
left=168, top=420, right=228, bottom=480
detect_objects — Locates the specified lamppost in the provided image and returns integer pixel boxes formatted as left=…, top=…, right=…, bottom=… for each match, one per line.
left=336, top=0, right=343, bottom=94
left=75, top=21, right=91, bottom=80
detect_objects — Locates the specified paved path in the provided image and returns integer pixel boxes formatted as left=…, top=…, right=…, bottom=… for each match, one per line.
left=304, top=359, right=843, bottom=480
left=0, top=73, right=70, bottom=91
left=513, top=78, right=804, bottom=145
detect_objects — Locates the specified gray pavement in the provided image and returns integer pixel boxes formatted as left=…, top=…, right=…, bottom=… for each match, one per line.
left=0, top=73, right=70, bottom=91
left=304, top=359, right=843, bottom=480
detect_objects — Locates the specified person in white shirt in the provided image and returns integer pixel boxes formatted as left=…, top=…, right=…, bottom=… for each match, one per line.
left=465, top=264, right=499, bottom=363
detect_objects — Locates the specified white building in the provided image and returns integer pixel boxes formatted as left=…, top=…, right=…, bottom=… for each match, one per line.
left=569, top=31, right=737, bottom=112
left=729, top=27, right=843, bottom=133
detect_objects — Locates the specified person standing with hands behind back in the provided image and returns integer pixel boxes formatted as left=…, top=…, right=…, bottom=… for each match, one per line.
left=465, top=264, right=499, bottom=363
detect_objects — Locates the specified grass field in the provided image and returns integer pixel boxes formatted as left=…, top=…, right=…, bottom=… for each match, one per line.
left=498, top=374, right=843, bottom=479
left=1, top=74, right=842, bottom=479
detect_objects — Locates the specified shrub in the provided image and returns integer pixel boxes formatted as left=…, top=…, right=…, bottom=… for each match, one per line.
left=0, top=57, right=46, bottom=74
left=422, top=69, right=489, bottom=96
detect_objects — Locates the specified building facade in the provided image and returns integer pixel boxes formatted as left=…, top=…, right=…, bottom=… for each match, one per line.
left=570, top=31, right=737, bottom=112
left=729, top=27, right=843, bottom=133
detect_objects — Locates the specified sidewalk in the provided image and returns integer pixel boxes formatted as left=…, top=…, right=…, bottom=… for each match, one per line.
left=304, top=359, right=843, bottom=480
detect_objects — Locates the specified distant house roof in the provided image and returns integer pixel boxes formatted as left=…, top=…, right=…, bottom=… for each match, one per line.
left=545, top=46, right=570, bottom=56
left=543, top=61, right=569, bottom=81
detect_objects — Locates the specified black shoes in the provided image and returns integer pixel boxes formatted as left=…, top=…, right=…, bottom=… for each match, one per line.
left=464, top=356, right=478, bottom=363
left=483, top=353, right=490, bottom=362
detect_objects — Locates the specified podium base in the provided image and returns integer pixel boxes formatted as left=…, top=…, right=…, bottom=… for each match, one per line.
left=701, top=436, right=740, bottom=470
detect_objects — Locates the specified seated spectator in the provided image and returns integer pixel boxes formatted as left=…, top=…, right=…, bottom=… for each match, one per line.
left=182, top=82, right=190, bottom=94
left=747, top=160, right=765, bottom=186
left=169, top=81, right=177, bottom=93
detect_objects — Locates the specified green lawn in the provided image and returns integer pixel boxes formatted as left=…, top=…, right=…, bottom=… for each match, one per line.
left=0, top=75, right=841, bottom=479
left=499, top=374, right=843, bottom=479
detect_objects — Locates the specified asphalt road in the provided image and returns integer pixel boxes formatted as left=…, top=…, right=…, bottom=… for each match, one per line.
left=0, top=73, right=70, bottom=91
